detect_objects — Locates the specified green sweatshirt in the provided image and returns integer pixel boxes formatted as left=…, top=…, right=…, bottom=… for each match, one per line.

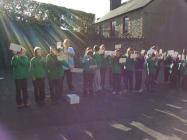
left=82, top=55, right=97, bottom=73
left=58, top=60, right=69, bottom=77
left=11, top=55, right=30, bottom=79
left=111, top=56, right=122, bottom=74
left=125, top=57, right=134, bottom=71
left=100, top=54, right=107, bottom=69
left=106, top=56, right=113, bottom=68
left=30, top=56, right=46, bottom=79
left=46, top=54, right=59, bottom=80
left=93, top=52, right=102, bottom=68
left=146, top=58, right=156, bottom=74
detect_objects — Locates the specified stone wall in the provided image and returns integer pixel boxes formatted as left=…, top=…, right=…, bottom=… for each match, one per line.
left=96, top=11, right=144, bottom=39
left=128, top=15, right=143, bottom=38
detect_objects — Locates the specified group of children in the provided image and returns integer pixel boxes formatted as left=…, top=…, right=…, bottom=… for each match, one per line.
left=11, top=40, right=187, bottom=108
left=82, top=45, right=187, bottom=96
left=11, top=39, right=75, bottom=108
left=82, top=45, right=144, bottom=95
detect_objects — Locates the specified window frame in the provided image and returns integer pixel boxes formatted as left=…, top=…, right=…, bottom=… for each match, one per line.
left=123, top=16, right=129, bottom=34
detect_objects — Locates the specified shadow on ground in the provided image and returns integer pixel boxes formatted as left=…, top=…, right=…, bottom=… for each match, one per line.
left=0, top=72, right=187, bottom=140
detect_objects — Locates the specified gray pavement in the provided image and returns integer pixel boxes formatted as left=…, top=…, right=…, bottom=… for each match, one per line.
left=0, top=73, right=187, bottom=140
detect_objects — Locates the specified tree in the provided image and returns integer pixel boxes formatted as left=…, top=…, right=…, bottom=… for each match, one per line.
left=1, top=0, right=95, bottom=31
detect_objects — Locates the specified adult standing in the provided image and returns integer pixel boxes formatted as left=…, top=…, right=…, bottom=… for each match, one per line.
left=63, top=39, right=75, bottom=91
left=11, top=47, right=30, bottom=108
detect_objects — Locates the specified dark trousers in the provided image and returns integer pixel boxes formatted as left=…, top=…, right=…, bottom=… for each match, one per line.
left=83, top=72, right=94, bottom=95
left=109, top=68, right=113, bottom=88
left=100, top=68, right=106, bottom=89
left=146, top=72, right=155, bottom=91
left=164, top=67, right=170, bottom=82
left=33, top=78, right=45, bottom=103
left=48, top=79, right=59, bottom=100
left=15, top=79, right=28, bottom=105
left=155, top=67, right=160, bottom=81
left=124, top=70, right=133, bottom=90
left=64, top=70, right=73, bottom=90
left=113, top=73, right=121, bottom=92
left=58, top=76, right=64, bottom=96
left=135, top=70, right=143, bottom=90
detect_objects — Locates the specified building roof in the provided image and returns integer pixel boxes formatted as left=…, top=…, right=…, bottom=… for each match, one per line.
left=96, top=0, right=153, bottom=23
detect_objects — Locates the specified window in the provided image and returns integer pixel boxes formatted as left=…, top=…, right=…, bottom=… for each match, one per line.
left=98, top=25, right=102, bottom=35
left=111, top=20, right=117, bottom=37
left=123, top=17, right=129, bottom=33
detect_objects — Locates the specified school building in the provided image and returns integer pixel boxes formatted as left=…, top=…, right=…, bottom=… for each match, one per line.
left=95, top=0, right=187, bottom=51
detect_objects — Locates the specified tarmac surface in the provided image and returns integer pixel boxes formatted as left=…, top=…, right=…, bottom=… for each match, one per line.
left=0, top=72, right=187, bottom=140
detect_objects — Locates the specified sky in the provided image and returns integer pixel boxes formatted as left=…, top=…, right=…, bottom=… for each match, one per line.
left=34, top=0, right=128, bottom=18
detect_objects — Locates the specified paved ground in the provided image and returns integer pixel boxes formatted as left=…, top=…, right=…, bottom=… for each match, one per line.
left=0, top=72, right=187, bottom=140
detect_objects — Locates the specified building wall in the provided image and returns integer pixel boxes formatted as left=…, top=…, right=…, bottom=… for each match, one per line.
left=97, top=10, right=144, bottom=39
left=127, top=11, right=143, bottom=38
left=97, top=0, right=187, bottom=51
left=142, top=0, right=187, bottom=50
left=142, top=0, right=174, bottom=39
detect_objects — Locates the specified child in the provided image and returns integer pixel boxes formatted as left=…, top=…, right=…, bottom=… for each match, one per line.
left=134, top=51, right=145, bottom=93
left=93, top=45, right=102, bottom=93
left=82, top=47, right=97, bottom=96
left=11, top=47, right=30, bottom=108
left=123, top=48, right=135, bottom=92
left=169, top=58, right=181, bottom=89
left=164, top=55, right=172, bottom=83
left=106, top=55, right=113, bottom=91
left=56, top=47, right=69, bottom=97
left=111, top=49, right=122, bottom=95
left=146, top=53, right=157, bottom=91
left=46, top=47, right=60, bottom=102
left=30, top=47, right=46, bottom=104
left=100, top=44, right=107, bottom=90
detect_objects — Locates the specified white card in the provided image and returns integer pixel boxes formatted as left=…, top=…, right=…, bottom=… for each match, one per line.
left=119, top=58, right=126, bottom=63
left=168, top=50, right=174, bottom=56
left=57, top=56, right=64, bottom=61
left=9, top=43, right=22, bottom=52
left=71, top=68, right=83, bottom=73
left=159, top=49, right=163, bottom=54
left=141, top=50, right=145, bottom=55
left=99, top=50, right=105, bottom=54
left=105, top=51, right=115, bottom=57
left=57, top=42, right=62, bottom=48
left=115, top=44, right=121, bottom=49
left=89, top=65, right=97, bottom=69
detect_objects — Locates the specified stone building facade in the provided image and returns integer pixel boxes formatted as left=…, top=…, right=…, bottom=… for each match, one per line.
left=95, top=0, right=187, bottom=51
